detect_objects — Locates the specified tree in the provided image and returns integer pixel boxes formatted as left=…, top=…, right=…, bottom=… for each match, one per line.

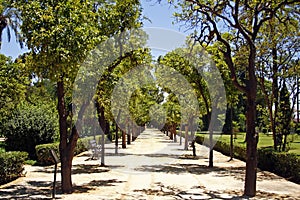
left=0, top=0, right=22, bottom=48
left=278, top=82, right=291, bottom=151
left=162, top=93, right=181, bottom=141
left=0, top=54, right=28, bottom=134
left=12, top=0, right=107, bottom=193
left=170, top=0, right=299, bottom=196
left=158, top=43, right=226, bottom=165
left=256, top=9, right=299, bottom=150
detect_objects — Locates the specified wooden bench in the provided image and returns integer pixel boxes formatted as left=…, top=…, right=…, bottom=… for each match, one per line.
left=89, top=139, right=101, bottom=160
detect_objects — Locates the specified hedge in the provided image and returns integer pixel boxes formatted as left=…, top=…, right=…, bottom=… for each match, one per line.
left=35, top=138, right=89, bottom=166
left=195, top=135, right=300, bottom=183
left=258, top=148, right=300, bottom=183
left=0, top=151, right=28, bottom=185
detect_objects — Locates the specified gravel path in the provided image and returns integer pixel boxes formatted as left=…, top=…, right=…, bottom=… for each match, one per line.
left=0, top=129, right=299, bottom=199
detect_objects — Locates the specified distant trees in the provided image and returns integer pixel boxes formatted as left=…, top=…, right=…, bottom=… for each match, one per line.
left=256, top=8, right=300, bottom=151
left=0, top=54, right=28, bottom=134
left=0, top=0, right=22, bottom=48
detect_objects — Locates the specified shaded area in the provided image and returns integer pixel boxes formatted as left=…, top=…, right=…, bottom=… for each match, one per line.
left=0, top=178, right=125, bottom=199
left=136, top=183, right=296, bottom=200
left=142, top=153, right=179, bottom=159
left=135, top=163, right=225, bottom=175
left=72, top=164, right=109, bottom=174
left=136, top=162, right=283, bottom=182
left=0, top=181, right=54, bottom=200
left=134, top=182, right=243, bottom=200
left=72, top=179, right=126, bottom=194
left=33, top=164, right=109, bottom=174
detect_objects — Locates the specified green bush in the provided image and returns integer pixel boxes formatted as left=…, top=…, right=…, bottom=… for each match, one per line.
left=258, top=149, right=300, bottom=183
left=35, top=138, right=89, bottom=166
left=0, top=151, right=28, bottom=185
left=35, top=142, right=59, bottom=166
left=3, top=103, right=59, bottom=159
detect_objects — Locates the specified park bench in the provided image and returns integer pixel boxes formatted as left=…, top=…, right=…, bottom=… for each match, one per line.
left=89, top=139, right=101, bottom=160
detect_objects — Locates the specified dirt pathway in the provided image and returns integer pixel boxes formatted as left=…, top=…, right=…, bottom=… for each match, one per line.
left=0, top=129, right=299, bottom=199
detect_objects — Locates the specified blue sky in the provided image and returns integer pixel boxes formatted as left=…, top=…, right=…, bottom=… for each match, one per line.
left=0, top=0, right=189, bottom=60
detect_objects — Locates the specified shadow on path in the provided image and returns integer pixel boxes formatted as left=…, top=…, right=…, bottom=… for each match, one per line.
left=0, top=178, right=126, bottom=199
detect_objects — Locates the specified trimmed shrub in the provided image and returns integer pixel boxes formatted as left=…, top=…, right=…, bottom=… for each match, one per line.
left=198, top=136, right=247, bottom=161
left=0, top=151, right=28, bottom=185
left=3, top=103, right=59, bottom=159
left=35, top=138, right=89, bottom=166
left=258, top=149, right=300, bottom=183
left=36, top=142, right=59, bottom=166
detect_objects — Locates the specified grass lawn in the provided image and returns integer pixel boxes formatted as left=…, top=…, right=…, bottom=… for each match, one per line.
left=196, top=132, right=300, bottom=156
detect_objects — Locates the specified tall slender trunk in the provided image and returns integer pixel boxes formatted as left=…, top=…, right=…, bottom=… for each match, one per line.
left=115, top=110, right=121, bottom=154
left=115, top=123, right=119, bottom=154
left=132, top=125, right=136, bottom=141
left=172, top=124, right=177, bottom=142
left=184, top=124, right=189, bottom=150
left=244, top=91, right=258, bottom=196
left=208, top=125, right=213, bottom=168
left=244, top=47, right=258, bottom=197
left=282, top=134, right=288, bottom=152
left=169, top=125, right=173, bottom=140
left=179, top=124, right=183, bottom=145
left=57, top=81, right=73, bottom=193
left=95, top=101, right=106, bottom=166
left=127, top=123, right=131, bottom=145
left=122, top=129, right=126, bottom=148
left=230, top=103, right=234, bottom=161
left=271, top=47, right=279, bottom=151
left=106, top=121, right=111, bottom=141
left=206, top=111, right=213, bottom=168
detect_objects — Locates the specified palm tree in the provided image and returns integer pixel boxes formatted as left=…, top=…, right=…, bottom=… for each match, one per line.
left=0, top=1, right=22, bottom=49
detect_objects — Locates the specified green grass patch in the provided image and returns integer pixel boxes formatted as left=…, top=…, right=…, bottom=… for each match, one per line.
left=196, top=132, right=300, bottom=156
left=25, top=160, right=37, bottom=165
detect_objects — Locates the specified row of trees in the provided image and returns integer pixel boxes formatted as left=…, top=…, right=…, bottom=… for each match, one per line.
left=0, top=0, right=147, bottom=194
left=0, top=0, right=299, bottom=197
left=166, top=0, right=299, bottom=196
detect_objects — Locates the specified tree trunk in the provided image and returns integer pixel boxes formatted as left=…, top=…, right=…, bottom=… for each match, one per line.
left=122, top=129, right=126, bottom=148
left=132, top=125, right=136, bottom=141
left=95, top=102, right=106, bottom=166
left=101, top=128, right=105, bottom=166
left=207, top=110, right=213, bottom=168
left=244, top=47, right=258, bottom=197
left=184, top=124, right=189, bottom=150
left=272, top=47, right=279, bottom=151
left=127, top=124, right=131, bottom=145
left=230, top=103, right=234, bottom=161
left=173, top=124, right=177, bottom=142
left=115, top=123, right=119, bottom=154
left=208, top=127, right=213, bottom=168
left=57, top=81, right=72, bottom=194
left=282, top=134, right=288, bottom=152
left=106, top=121, right=111, bottom=141
left=244, top=93, right=258, bottom=197
left=179, top=125, right=182, bottom=145
left=169, top=126, right=173, bottom=140
left=191, top=140, right=196, bottom=156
